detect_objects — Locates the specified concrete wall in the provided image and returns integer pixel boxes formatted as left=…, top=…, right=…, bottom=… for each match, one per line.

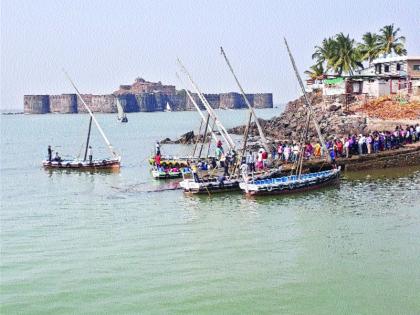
left=24, top=95, right=50, bottom=114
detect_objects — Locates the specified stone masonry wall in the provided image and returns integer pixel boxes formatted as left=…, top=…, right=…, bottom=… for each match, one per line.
left=24, top=95, right=50, bottom=114
left=49, top=94, right=78, bottom=113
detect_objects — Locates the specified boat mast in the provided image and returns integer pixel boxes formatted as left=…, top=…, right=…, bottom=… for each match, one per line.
left=283, top=39, right=330, bottom=161
left=197, top=113, right=211, bottom=158
left=220, top=47, right=271, bottom=154
left=176, top=72, right=219, bottom=144
left=83, top=116, right=93, bottom=161
left=177, top=58, right=236, bottom=151
left=63, top=70, right=118, bottom=159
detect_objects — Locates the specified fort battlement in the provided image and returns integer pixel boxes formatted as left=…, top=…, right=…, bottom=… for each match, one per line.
left=24, top=78, right=273, bottom=114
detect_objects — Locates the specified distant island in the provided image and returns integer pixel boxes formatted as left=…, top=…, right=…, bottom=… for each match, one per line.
left=23, top=77, right=273, bottom=114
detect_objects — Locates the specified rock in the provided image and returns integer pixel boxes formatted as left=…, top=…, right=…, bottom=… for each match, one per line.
left=328, top=104, right=342, bottom=111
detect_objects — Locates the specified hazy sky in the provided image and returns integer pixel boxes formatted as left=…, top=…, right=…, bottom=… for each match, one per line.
left=1, top=0, right=419, bottom=109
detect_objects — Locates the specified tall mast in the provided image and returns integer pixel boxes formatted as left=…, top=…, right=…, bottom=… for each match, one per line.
left=63, top=70, right=118, bottom=159
left=176, top=72, right=219, bottom=143
left=177, top=58, right=236, bottom=151
left=283, top=38, right=329, bottom=161
left=220, top=47, right=271, bottom=153
left=83, top=116, right=93, bottom=161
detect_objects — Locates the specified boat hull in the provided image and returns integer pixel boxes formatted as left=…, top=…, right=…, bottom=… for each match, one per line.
left=151, top=169, right=182, bottom=179
left=240, top=168, right=341, bottom=196
left=180, top=179, right=241, bottom=194
left=42, top=158, right=121, bottom=170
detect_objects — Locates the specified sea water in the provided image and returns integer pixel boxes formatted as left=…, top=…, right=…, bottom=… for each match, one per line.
left=1, top=110, right=420, bottom=314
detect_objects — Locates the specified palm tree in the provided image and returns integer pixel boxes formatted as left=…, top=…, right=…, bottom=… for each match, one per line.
left=305, top=63, right=325, bottom=80
left=358, top=32, right=381, bottom=65
left=377, top=24, right=407, bottom=56
left=312, top=37, right=337, bottom=72
left=330, top=33, right=363, bottom=75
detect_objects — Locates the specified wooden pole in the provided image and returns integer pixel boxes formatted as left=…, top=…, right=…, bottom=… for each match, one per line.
left=83, top=116, right=93, bottom=161
left=220, top=47, right=271, bottom=154
left=283, top=39, right=330, bottom=162
left=198, top=113, right=211, bottom=158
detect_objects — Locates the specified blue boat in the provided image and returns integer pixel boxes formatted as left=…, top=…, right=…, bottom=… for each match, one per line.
left=239, top=167, right=341, bottom=196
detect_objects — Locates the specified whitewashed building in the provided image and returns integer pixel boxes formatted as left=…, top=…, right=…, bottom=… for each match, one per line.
left=307, top=55, right=420, bottom=98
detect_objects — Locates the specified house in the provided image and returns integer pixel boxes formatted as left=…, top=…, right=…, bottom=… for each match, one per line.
left=307, top=55, right=420, bottom=98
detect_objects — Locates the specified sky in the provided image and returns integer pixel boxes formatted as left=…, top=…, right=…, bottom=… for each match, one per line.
left=1, top=0, right=419, bottom=110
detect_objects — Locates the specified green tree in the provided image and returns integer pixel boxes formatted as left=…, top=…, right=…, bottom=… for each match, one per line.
left=377, top=24, right=407, bottom=56
left=358, top=32, right=381, bottom=64
left=304, top=63, right=325, bottom=80
left=330, top=33, right=363, bottom=75
left=312, top=37, right=336, bottom=72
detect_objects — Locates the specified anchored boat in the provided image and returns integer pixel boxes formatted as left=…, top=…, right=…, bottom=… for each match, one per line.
left=116, top=97, right=128, bottom=123
left=240, top=168, right=340, bottom=195
left=43, top=71, right=121, bottom=170
left=239, top=38, right=341, bottom=196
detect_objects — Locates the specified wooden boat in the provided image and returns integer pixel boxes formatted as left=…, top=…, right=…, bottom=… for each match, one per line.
left=43, top=157, right=121, bottom=169
left=149, top=156, right=190, bottom=168
left=43, top=72, right=121, bottom=170
left=180, top=169, right=282, bottom=194
left=238, top=38, right=342, bottom=196
left=116, top=98, right=128, bottom=123
left=177, top=56, right=278, bottom=195
left=240, top=168, right=340, bottom=196
left=151, top=167, right=183, bottom=179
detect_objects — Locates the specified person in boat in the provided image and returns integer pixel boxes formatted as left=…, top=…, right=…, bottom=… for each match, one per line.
left=48, top=145, right=53, bottom=162
left=191, top=164, right=200, bottom=183
left=215, top=141, right=224, bottom=161
left=246, top=150, right=255, bottom=173
left=88, top=146, right=93, bottom=164
left=210, top=157, right=217, bottom=170
left=329, top=147, right=337, bottom=169
left=261, top=149, right=268, bottom=168
left=217, top=175, right=225, bottom=189
left=155, top=154, right=161, bottom=167
left=155, top=141, right=161, bottom=156
left=223, top=155, right=230, bottom=176
left=240, top=161, right=248, bottom=176
left=53, top=152, right=62, bottom=162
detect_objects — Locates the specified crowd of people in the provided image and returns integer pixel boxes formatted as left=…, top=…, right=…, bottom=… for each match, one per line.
left=153, top=124, right=420, bottom=178
left=270, top=124, right=420, bottom=163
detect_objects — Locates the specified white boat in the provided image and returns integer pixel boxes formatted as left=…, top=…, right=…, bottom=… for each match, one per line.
left=164, top=102, right=172, bottom=112
left=116, top=98, right=128, bottom=122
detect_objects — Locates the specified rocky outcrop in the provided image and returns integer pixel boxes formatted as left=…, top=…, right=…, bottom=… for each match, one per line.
left=229, top=92, right=369, bottom=142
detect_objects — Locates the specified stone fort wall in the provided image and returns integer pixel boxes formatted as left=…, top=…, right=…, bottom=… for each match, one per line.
left=24, top=78, right=273, bottom=113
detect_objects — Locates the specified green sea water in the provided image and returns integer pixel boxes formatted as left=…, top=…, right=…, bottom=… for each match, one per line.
left=1, top=110, right=420, bottom=314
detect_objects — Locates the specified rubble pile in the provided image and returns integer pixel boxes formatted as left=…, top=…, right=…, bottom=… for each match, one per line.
left=357, top=96, right=420, bottom=120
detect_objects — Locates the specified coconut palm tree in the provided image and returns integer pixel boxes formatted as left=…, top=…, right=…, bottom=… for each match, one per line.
left=358, top=32, right=381, bottom=64
left=377, top=24, right=407, bottom=56
left=330, top=33, right=363, bottom=75
left=312, top=37, right=337, bottom=72
left=304, top=63, right=325, bottom=80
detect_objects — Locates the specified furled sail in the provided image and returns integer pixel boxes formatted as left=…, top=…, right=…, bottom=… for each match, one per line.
left=63, top=70, right=119, bottom=159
